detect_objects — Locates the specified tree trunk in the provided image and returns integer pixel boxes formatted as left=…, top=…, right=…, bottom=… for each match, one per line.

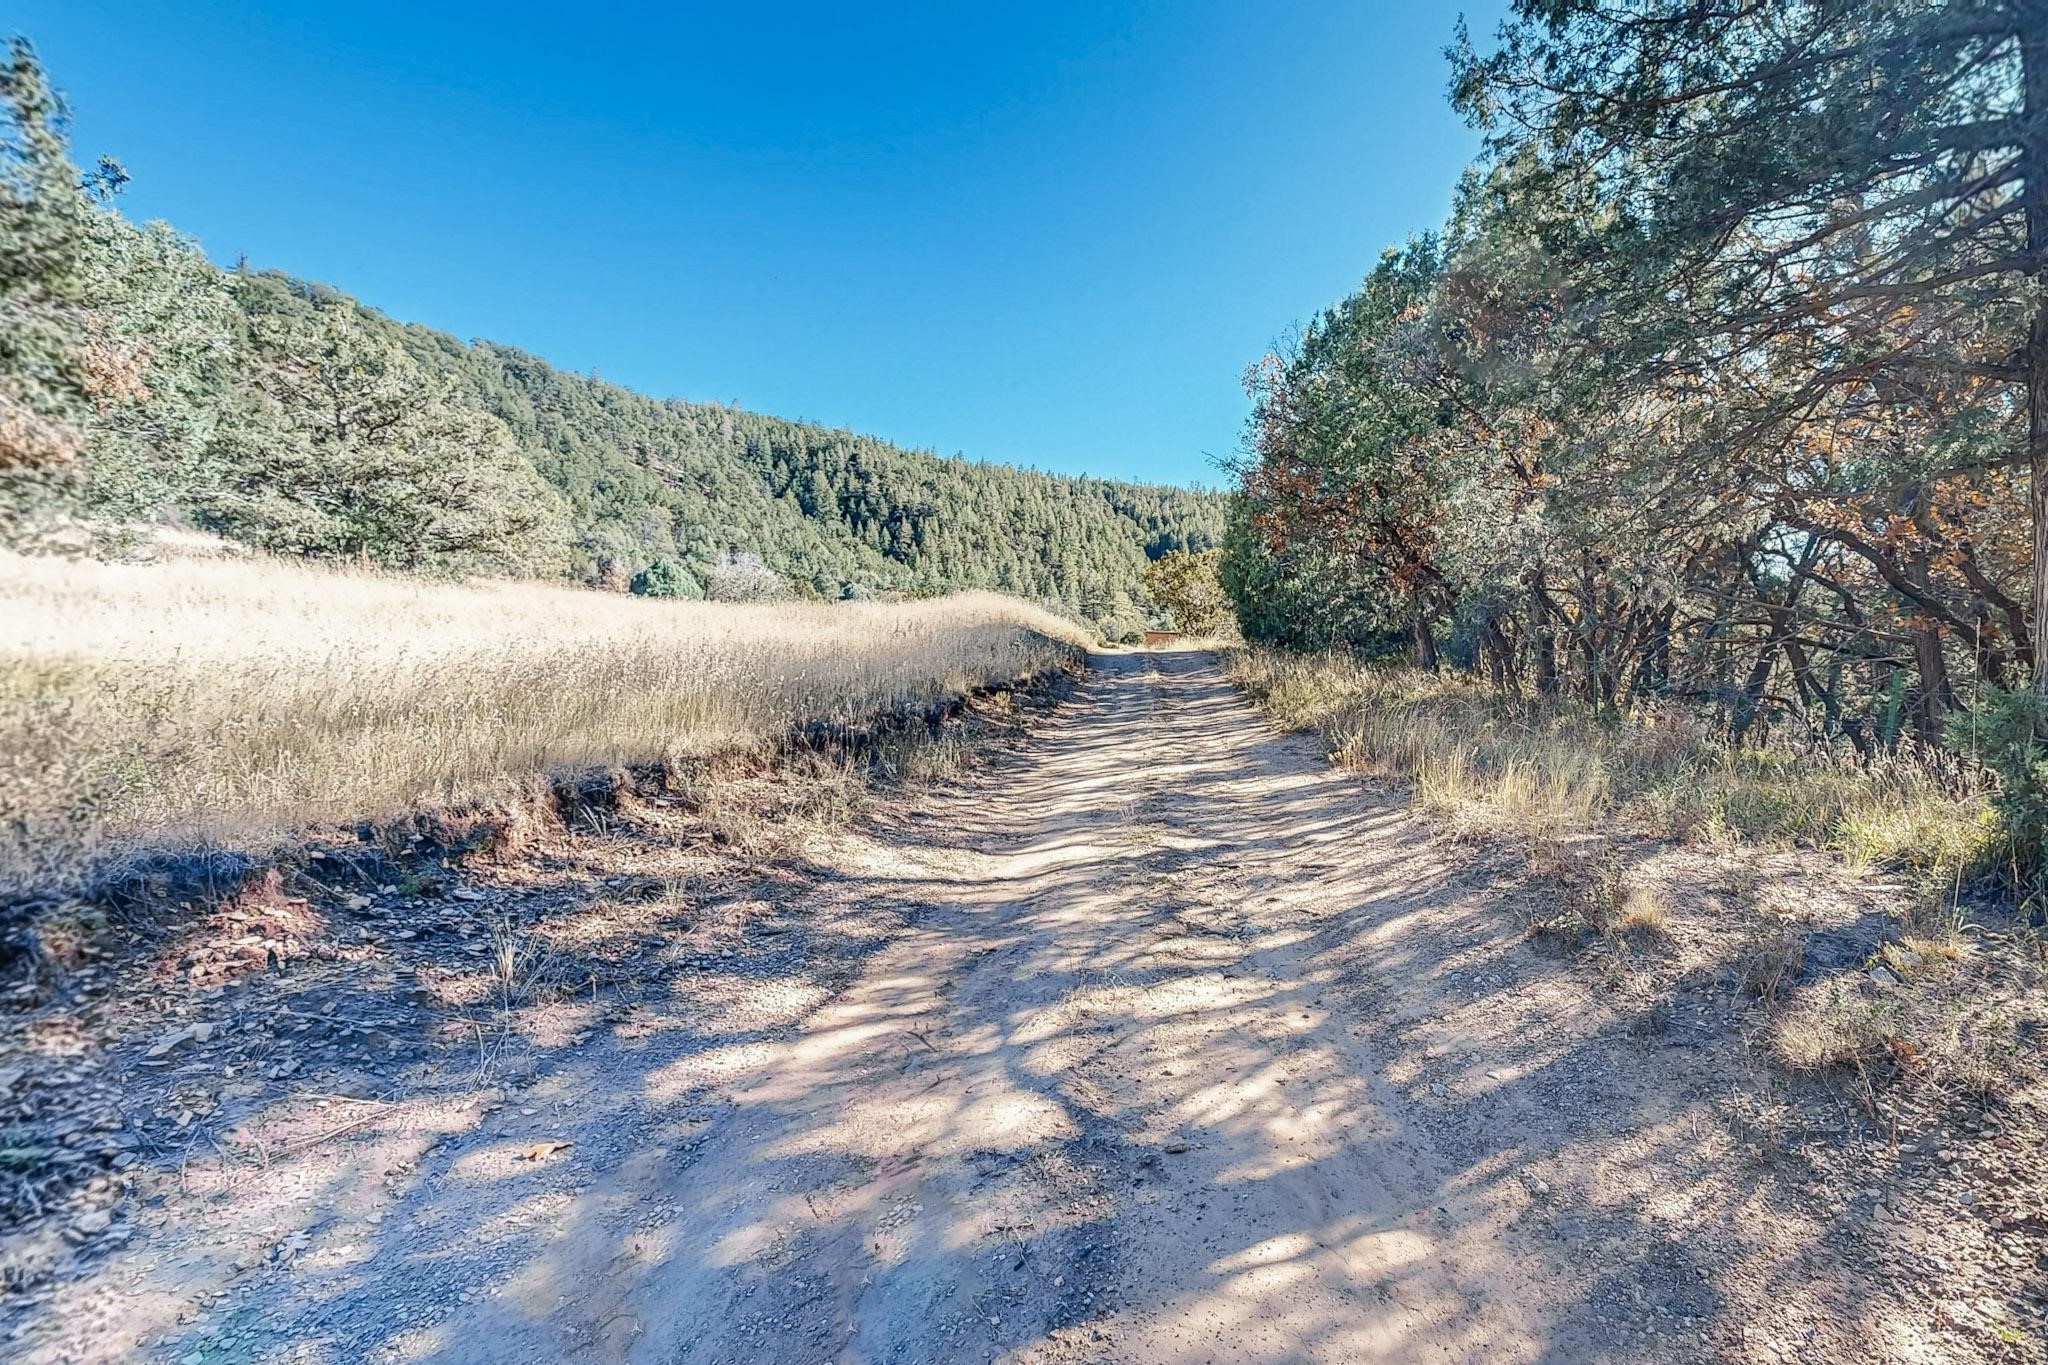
left=1639, top=601, right=1674, bottom=699
left=1909, top=622, right=1956, bottom=747
left=1905, top=551, right=1959, bottom=744
left=2026, top=0, right=2048, bottom=693
left=1411, top=603, right=1440, bottom=673
left=1481, top=614, right=1515, bottom=694
left=1527, top=572, right=1558, bottom=700
left=1730, top=627, right=1783, bottom=743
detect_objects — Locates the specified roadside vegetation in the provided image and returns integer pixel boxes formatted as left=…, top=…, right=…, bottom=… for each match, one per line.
left=1222, top=3, right=2046, bottom=910
left=0, top=547, right=1087, bottom=897
left=1230, top=648, right=1992, bottom=886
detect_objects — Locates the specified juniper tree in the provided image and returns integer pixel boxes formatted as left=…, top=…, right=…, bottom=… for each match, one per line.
left=197, top=293, right=572, bottom=574
left=1454, top=0, right=2047, bottom=692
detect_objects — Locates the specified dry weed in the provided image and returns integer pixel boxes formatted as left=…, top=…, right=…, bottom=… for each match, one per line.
left=1738, top=924, right=1808, bottom=1003
left=488, top=915, right=560, bottom=1010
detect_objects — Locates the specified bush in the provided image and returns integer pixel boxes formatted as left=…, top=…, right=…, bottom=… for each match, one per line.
left=1952, top=686, right=2048, bottom=898
left=630, top=558, right=701, bottom=599
left=704, top=551, right=789, bottom=602
left=1143, top=549, right=1232, bottom=636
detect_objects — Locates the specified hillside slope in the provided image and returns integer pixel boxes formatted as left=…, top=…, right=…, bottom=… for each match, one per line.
left=29, top=214, right=1222, bottom=631
left=437, top=325, right=1222, bottom=617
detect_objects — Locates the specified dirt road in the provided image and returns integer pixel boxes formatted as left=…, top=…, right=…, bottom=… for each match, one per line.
left=23, top=651, right=1933, bottom=1363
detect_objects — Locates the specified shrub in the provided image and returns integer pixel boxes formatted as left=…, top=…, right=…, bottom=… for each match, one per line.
left=1143, top=549, right=1232, bottom=636
left=630, top=558, right=700, bottom=599
left=1952, top=686, right=2046, bottom=898
left=704, top=550, right=789, bottom=602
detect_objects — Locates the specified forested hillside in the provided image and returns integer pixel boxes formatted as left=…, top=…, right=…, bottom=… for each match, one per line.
left=0, top=42, right=1220, bottom=631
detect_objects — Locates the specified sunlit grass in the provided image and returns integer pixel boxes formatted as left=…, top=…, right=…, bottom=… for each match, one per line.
left=1227, top=647, right=1992, bottom=882
left=0, top=549, right=1088, bottom=893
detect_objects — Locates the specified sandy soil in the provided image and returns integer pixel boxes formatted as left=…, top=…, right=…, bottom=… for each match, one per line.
left=7, top=650, right=2041, bottom=1363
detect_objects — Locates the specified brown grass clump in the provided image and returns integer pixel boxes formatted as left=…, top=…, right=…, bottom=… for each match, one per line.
left=1773, top=984, right=1894, bottom=1072
left=1616, top=882, right=1670, bottom=936
left=0, top=550, right=1089, bottom=895
left=1736, top=923, right=1808, bottom=1003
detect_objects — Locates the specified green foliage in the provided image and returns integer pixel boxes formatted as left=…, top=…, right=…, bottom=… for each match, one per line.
left=191, top=286, right=572, bottom=575
left=1218, top=502, right=1392, bottom=652
left=1953, top=690, right=2048, bottom=897
left=630, top=558, right=700, bottom=599
left=1142, top=548, right=1231, bottom=635
left=0, top=39, right=96, bottom=471
left=1227, top=0, right=2041, bottom=889
left=74, top=216, right=240, bottom=519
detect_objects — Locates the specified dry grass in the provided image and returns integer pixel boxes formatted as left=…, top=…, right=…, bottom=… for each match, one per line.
left=1225, top=652, right=2046, bottom=1108
left=1227, top=648, right=1991, bottom=886
left=0, top=550, right=1088, bottom=894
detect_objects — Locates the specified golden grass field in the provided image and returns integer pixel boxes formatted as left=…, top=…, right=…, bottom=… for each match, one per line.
left=0, top=550, right=1090, bottom=894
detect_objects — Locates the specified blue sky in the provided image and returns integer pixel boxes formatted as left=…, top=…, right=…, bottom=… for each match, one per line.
left=18, top=1, right=1506, bottom=487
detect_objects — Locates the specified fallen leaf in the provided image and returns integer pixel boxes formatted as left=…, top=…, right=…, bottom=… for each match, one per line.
left=521, top=1140, right=573, bottom=1161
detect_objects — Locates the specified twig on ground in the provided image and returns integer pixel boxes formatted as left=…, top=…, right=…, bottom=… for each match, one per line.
left=275, top=1104, right=391, bottom=1158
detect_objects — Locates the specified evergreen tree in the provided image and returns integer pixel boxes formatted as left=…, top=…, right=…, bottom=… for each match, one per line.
left=0, top=39, right=98, bottom=471
left=195, top=292, right=572, bottom=574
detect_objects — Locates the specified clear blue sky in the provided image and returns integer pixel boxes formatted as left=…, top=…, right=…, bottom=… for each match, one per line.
left=18, top=1, right=1505, bottom=487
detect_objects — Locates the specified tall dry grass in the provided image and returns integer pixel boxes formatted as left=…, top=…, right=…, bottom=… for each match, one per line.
left=0, top=550, right=1089, bottom=894
left=1227, top=648, right=1992, bottom=883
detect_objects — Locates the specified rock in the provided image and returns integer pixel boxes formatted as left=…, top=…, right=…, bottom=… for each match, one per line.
left=451, top=888, right=485, bottom=902
left=145, top=1027, right=194, bottom=1058
left=72, top=1209, right=112, bottom=1236
left=1868, top=966, right=1902, bottom=989
left=1162, top=1140, right=1189, bottom=1154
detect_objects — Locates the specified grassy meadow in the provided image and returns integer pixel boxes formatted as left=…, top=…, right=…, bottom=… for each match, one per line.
left=0, top=550, right=1089, bottom=895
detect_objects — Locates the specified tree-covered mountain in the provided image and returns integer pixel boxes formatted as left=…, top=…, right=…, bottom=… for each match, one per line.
left=0, top=40, right=1221, bottom=632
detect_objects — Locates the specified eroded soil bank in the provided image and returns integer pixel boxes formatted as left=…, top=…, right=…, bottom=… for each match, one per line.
left=5, top=651, right=2042, bottom=1363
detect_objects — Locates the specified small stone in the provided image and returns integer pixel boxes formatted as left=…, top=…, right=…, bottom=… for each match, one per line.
left=72, top=1209, right=112, bottom=1236
left=1162, top=1140, right=1189, bottom=1155
left=145, top=1027, right=194, bottom=1059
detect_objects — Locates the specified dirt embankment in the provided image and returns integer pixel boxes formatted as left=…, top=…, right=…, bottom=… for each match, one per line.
left=4, top=651, right=2042, bottom=1363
